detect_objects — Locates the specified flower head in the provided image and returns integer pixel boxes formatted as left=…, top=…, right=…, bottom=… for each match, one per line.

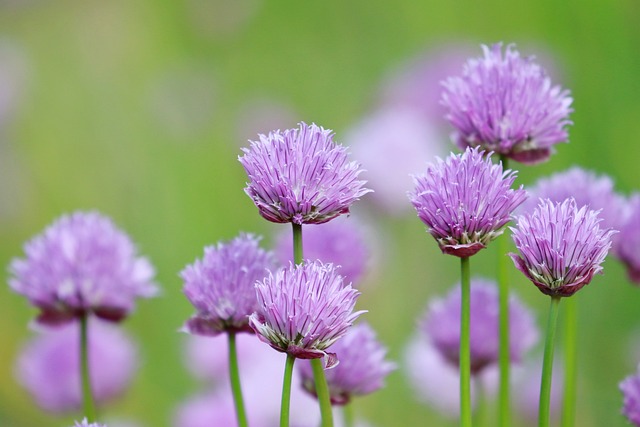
left=72, top=420, right=107, bottom=427
left=182, top=233, right=275, bottom=336
left=409, top=147, right=527, bottom=257
left=441, top=43, right=572, bottom=164
left=239, top=122, right=371, bottom=225
left=298, top=322, right=395, bottom=405
left=422, top=278, right=538, bottom=373
left=16, top=319, right=137, bottom=413
left=249, top=260, right=365, bottom=367
left=615, top=194, right=640, bottom=283
left=621, top=365, right=640, bottom=426
left=510, top=199, right=615, bottom=297
left=274, top=216, right=369, bottom=285
left=9, top=211, right=157, bottom=325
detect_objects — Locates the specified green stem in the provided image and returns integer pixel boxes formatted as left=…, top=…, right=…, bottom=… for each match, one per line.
left=292, top=223, right=303, bottom=265
left=460, top=256, right=472, bottom=427
left=473, top=377, right=485, bottom=427
left=311, top=358, right=334, bottom=427
left=342, top=403, right=354, bottom=427
left=229, top=332, right=248, bottom=427
left=539, top=296, right=562, bottom=427
left=80, top=314, right=96, bottom=422
left=280, top=354, right=296, bottom=427
left=497, top=154, right=511, bottom=427
left=561, top=297, right=577, bottom=427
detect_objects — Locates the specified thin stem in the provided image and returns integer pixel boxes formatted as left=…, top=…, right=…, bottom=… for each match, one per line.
left=343, top=403, right=354, bottom=427
left=460, top=256, right=472, bottom=427
left=311, top=358, right=334, bottom=427
left=292, top=223, right=303, bottom=265
left=80, top=314, right=96, bottom=421
left=561, top=297, right=577, bottom=427
left=228, top=332, right=248, bottom=427
left=498, top=154, right=511, bottom=427
left=280, top=354, right=296, bottom=427
left=473, top=377, right=485, bottom=427
left=539, top=296, right=562, bottom=427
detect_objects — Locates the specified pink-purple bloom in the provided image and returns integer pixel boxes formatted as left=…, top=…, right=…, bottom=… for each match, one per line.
left=441, top=43, right=573, bottom=164
left=620, top=364, right=640, bottom=426
left=409, top=147, right=527, bottom=257
left=238, top=122, right=371, bottom=225
left=422, top=278, right=538, bottom=373
left=249, top=260, right=365, bottom=367
left=298, top=322, right=395, bottom=405
left=9, top=211, right=157, bottom=325
left=510, top=198, right=615, bottom=297
left=16, top=319, right=137, bottom=413
left=615, top=194, right=640, bottom=283
left=181, top=233, right=275, bottom=336
left=274, top=216, right=369, bottom=284
left=72, top=420, right=107, bottom=427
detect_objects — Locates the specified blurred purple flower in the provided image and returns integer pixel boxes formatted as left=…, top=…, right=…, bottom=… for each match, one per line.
left=621, top=365, right=640, bottom=426
left=72, top=420, right=107, bottom=427
left=174, top=391, right=252, bottom=427
left=239, top=122, right=371, bottom=225
left=9, top=211, right=157, bottom=325
left=182, top=233, right=275, bottom=336
left=409, top=147, right=527, bottom=257
left=274, top=216, right=368, bottom=284
left=346, top=108, right=444, bottom=215
left=422, top=278, right=538, bottom=373
left=298, top=322, right=395, bottom=405
left=615, top=194, right=640, bottom=283
left=510, top=199, right=615, bottom=297
left=442, top=43, right=573, bottom=164
left=249, top=260, right=365, bottom=367
left=16, top=319, right=137, bottom=413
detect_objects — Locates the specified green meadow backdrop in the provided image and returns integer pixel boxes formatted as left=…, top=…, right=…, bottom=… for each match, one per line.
left=0, top=0, right=639, bottom=426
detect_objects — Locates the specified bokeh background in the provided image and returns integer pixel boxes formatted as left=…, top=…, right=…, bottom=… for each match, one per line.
left=1, top=0, right=639, bottom=426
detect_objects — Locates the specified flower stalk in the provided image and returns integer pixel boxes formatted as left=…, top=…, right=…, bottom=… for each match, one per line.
left=539, top=296, right=561, bottom=427
left=80, top=314, right=96, bottom=422
left=228, top=332, right=248, bottom=427
left=460, top=256, right=472, bottom=427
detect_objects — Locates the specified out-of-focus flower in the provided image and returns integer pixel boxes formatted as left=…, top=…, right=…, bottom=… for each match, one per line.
left=409, top=147, right=527, bottom=257
left=510, top=199, right=615, bottom=297
left=346, top=108, right=444, bottom=215
left=298, top=322, right=395, bottom=404
left=239, top=122, right=371, bottom=225
left=422, top=279, right=538, bottom=373
left=16, top=319, right=137, bottom=413
left=513, top=359, right=563, bottom=424
left=249, top=260, right=365, bottom=367
left=274, top=216, right=368, bottom=284
left=620, top=364, right=640, bottom=426
left=9, top=211, right=157, bottom=325
left=174, top=391, right=253, bottom=427
left=441, top=43, right=572, bottom=164
left=181, top=233, right=275, bottom=336
left=72, top=419, right=107, bottom=427
left=615, top=194, right=640, bottom=283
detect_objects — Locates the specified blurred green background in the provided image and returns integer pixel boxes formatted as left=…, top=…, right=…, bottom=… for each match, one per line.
left=1, top=0, right=639, bottom=426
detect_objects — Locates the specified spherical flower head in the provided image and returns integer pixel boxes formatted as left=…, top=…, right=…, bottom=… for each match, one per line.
left=441, top=43, right=573, bottom=164
left=238, top=122, right=372, bottom=225
left=621, top=365, right=640, bottom=426
left=615, top=194, right=640, bottom=283
left=9, top=211, right=157, bottom=325
left=181, top=233, right=275, bottom=336
left=509, top=198, right=616, bottom=297
left=422, top=279, right=538, bottom=373
left=274, top=216, right=369, bottom=285
left=298, top=322, right=396, bottom=405
left=409, top=147, right=527, bottom=257
left=73, top=420, right=107, bottom=427
left=16, top=319, right=137, bottom=413
left=249, top=260, right=366, bottom=367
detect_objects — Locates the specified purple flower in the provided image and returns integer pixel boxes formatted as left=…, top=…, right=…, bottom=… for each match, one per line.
left=249, top=260, right=365, bottom=367
left=73, top=420, right=107, bottom=427
left=620, top=365, right=640, bottom=426
left=409, top=147, right=527, bottom=257
left=8, top=211, right=157, bottom=325
left=615, top=194, right=640, bottom=283
left=16, top=319, right=137, bottom=413
left=238, top=122, right=371, bottom=225
left=274, top=216, right=369, bottom=284
left=181, top=233, right=275, bottom=336
left=298, top=322, right=396, bottom=405
left=510, top=198, right=615, bottom=297
left=441, top=43, right=573, bottom=164
left=421, top=278, right=538, bottom=373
